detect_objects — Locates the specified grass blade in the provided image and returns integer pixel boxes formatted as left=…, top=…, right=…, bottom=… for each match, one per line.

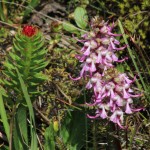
left=118, top=19, right=147, bottom=92
left=0, top=90, right=10, bottom=141
left=15, top=67, right=37, bottom=149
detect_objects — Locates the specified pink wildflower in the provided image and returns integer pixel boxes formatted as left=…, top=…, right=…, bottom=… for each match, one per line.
left=71, top=17, right=143, bottom=128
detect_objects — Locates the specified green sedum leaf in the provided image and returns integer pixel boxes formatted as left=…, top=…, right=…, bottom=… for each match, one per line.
left=3, top=27, right=48, bottom=100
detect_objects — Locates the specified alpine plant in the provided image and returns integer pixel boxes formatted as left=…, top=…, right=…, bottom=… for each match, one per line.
left=71, top=17, right=142, bottom=128
left=3, top=25, right=48, bottom=103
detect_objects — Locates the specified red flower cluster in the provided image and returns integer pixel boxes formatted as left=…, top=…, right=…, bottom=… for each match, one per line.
left=22, top=25, right=36, bottom=37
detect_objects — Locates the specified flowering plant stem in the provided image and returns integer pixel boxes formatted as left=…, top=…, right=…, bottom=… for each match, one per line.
left=2, top=25, right=48, bottom=149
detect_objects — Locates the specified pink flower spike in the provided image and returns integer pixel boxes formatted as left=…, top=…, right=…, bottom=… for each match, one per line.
left=96, top=52, right=102, bottom=63
left=110, top=40, right=116, bottom=49
left=108, top=32, right=122, bottom=37
left=129, top=93, right=142, bottom=98
left=80, top=66, right=86, bottom=77
left=80, top=47, right=85, bottom=52
left=116, top=119, right=126, bottom=129
left=122, top=75, right=133, bottom=84
left=110, top=89, right=115, bottom=99
left=125, top=75, right=137, bottom=84
left=69, top=75, right=81, bottom=81
left=115, top=45, right=127, bottom=51
left=85, top=81, right=93, bottom=89
left=70, top=18, right=144, bottom=129
left=114, top=39, right=120, bottom=45
left=110, top=111, right=117, bottom=123
left=102, top=66, right=108, bottom=76
left=100, top=26, right=108, bottom=33
left=128, top=88, right=133, bottom=93
left=125, top=102, right=132, bottom=114
left=116, top=57, right=128, bottom=63
left=123, top=88, right=130, bottom=99
left=110, top=102, right=116, bottom=112
left=95, top=98, right=102, bottom=103
left=76, top=55, right=86, bottom=62
left=90, top=61, right=96, bottom=72
left=75, top=54, right=81, bottom=60
left=90, top=40, right=98, bottom=49
left=131, top=107, right=144, bottom=112
left=100, top=107, right=108, bottom=119
left=86, top=81, right=93, bottom=89
left=83, top=46, right=91, bottom=56
left=96, top=91, right=103, bottom=99
left=103, top=59, right=113, bottom=67
left=101, top=38, right=110, bottom=45
left=87, top=114, right=100, bottom=119
left=110, top=110, right=124, bottom=126
left=116, top=98, right=124, bottom=107
left=106, top=53, right=112, bottom=61
left=112, top=54, right=118, bottom=61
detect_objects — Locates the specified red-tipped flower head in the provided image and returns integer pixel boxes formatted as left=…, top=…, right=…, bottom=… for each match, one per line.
left=22, top=25, right=36, bottom=37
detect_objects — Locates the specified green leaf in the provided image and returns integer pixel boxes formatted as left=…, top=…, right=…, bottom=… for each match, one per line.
left=68, top=111, right=86, bottom=149
left=3, top=70, right=16, bottom=79
left=32, top=48, right=48, bottom=58
left=44, top=124, right=55, bottom=150
left=30, top=61, right=49, bottom=72
left=13, top=113, right=29, bottom=150
left=0, top=85, right=7, bottom=97
left=33, top=73, right=48, bottom=82
left=60, top=111, right=87, bottom=149
left=9, top=52, right=21, bottom=62
left=32, top=40, right=44, bottom=52
left=24, top=0, right=40, bottom=16
left=0, top=92, right=10, bottom=141
left=31, top=59, right=45, bottom=65
left=74, top=7, right=88, bottom=29
left=17, top=105, right=28, bottom=145
left=15, top=34, right=24, bottom=42
left=0, top=2, right=6, bottom=21
left=118, top=20, right=147, bottom=92
left=3, top=79, right=13, bottom=86
left=4, top=60, right=15, bottom=70
left=13, top=120, right=23, bottom=150
left=63, top=22, right=79, bottom=34
left=13, top=42, right=26, bottom=56
left=32, top=32, right=42, bottom=42
left=2, top=145, right=9, bottom=150
left=116, top=64, right=125, bottom=73
left=60, top=114, right=71, bottom=144
left=16, top=68, right=38, bottom=149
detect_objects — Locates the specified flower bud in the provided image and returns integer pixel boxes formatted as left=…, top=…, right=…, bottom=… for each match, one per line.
left=90, top=40, right=97, bottom=49
left=86, top=58, right=92, bottom=63
left=100, top=26, right=107, bottom=33
left=22, top=25, right=36, bottom=37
